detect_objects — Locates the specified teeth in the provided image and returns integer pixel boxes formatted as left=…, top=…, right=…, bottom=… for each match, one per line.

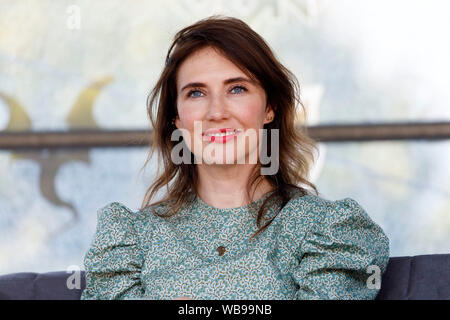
left=207, top=132, right=234, bottom=137
left=205, top=130, right=240, bottom=137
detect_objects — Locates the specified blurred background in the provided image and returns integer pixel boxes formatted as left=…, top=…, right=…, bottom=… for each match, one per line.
left=1, top=0, right=449, bottom=274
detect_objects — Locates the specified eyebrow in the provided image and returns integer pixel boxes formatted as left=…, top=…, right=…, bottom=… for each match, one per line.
left=180, top=77, right=256, bottom=93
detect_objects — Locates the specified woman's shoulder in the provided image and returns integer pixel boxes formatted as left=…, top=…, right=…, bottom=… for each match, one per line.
left=96, top=201, right=145, bottom=225
left=280, top=187, right=380, bottom=232
left=96, top=195, right=194, bottom=233
left=89, top=200, right=171, bottom=253
left=98, top=199, right=172, bottom=220
left=278, top=188, right=390, bottom=270
left=285, top=186, right=364, bottom=211
left=94, top=200, right=169, bottom=237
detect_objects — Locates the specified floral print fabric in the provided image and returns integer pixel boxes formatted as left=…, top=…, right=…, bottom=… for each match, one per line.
left=81, top=188, right=389, bottom=300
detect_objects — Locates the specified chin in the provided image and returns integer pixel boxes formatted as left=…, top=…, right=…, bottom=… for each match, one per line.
left=201, top=153, right=250, bottom=165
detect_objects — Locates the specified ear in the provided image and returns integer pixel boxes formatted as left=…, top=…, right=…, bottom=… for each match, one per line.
left=263, top=106, right=275, bottom=124
left=174, top=116, right=181, bottom=129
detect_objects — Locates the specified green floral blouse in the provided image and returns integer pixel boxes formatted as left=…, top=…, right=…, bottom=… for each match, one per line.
left=81, top=188, right=389, bottom=300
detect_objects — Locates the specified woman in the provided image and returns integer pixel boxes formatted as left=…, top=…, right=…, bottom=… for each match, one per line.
left=81, top=16, right=389, bottom=300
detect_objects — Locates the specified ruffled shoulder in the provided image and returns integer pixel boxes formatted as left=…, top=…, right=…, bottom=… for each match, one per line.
left=81, top=202, right=145, bottom=300
left=286, top=194, right=390, bottom=299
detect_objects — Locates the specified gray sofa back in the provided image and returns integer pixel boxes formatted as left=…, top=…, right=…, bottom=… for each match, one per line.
left=0, top=254, right=449, bottom=300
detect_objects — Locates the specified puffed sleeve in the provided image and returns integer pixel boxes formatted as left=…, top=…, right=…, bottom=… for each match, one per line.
left=293, top=197, right=390, bottom=300
left=80, top=202, right=145, bottom=300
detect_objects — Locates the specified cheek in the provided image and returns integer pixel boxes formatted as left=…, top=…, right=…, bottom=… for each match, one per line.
left=235, top=101, right=266, bottom=128
left=177, top=106, right=203, bottom=130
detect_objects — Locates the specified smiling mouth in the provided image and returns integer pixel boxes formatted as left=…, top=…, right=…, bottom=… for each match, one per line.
left=202, top=129, right=243, bottom=143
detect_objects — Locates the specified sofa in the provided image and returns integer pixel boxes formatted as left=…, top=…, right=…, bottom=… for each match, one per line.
left=0, top=254, right=449, bottom=300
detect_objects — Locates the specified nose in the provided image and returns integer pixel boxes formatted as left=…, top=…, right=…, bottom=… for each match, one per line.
left=205, top=94, right=230, bottom=121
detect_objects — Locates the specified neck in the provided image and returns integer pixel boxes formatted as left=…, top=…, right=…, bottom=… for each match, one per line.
left=196, top=163, right=274, bottom=209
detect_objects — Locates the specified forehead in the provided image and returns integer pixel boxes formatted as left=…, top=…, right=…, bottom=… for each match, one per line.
left=176, top=47, right=248, bottom=88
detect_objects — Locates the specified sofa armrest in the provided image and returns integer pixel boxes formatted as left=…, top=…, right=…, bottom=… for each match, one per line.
left=0, top=271, right=85, bottom=300
left=376, top=254, right=450, bottom=299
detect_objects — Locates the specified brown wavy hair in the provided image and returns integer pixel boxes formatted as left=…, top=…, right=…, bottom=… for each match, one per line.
left=140, top=15, right=319, bottom=239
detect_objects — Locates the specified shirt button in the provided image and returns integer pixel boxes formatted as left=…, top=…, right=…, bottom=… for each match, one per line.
left=217, top=246, right=226, bottom=256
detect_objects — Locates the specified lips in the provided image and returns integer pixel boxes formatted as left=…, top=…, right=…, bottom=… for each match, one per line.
left=202, top=128, right=237, bottom=136
left=202, top=128, right=243, bottom=143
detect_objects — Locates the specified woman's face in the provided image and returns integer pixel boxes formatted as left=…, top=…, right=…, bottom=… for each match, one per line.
left=174, top=46, right=274, bottom=165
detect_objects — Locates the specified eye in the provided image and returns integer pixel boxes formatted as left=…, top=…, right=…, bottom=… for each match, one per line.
left=187, top=89, right=204, bottom=98
left=230, top=85, right=247, bottom=94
